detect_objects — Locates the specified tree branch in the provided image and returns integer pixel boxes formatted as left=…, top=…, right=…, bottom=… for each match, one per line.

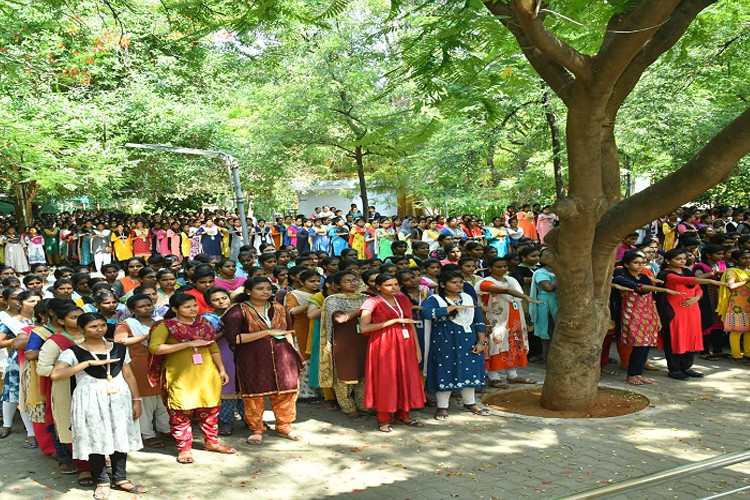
left=508, top=0, right=593, bottom=82
left=595, top=106, right=750, bottom=246
left=606, top=0, right=717, bottom=117
left=484, top=1, right=576, bottom=104
left=593, top=1, right=681, bottom=91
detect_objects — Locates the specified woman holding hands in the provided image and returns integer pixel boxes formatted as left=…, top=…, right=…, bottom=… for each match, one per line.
left=359, top=274, right=425, bottom=432
left=148, top=293, right=235, bottom=464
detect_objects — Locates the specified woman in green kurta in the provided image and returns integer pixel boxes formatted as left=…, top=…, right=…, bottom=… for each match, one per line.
left=148, top=293, right=235, bottom=464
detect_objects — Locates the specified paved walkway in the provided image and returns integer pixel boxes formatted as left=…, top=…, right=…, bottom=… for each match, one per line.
left=1, top=352, right=749, bottom=499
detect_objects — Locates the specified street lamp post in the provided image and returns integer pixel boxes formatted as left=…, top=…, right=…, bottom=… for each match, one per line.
left=124, top=143, right=250, bottom=243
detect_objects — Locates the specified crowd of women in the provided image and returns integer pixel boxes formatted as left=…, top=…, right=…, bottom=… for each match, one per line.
left=1, top=202, right=750, bottom=498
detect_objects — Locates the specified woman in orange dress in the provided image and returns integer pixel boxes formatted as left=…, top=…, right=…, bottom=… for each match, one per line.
left=516, top=205, right=538, bottom=242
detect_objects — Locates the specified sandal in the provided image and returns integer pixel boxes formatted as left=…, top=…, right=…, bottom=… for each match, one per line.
left=93, top=483, right=110, bottom=500
left=345, top=411, right=369, bottom=420
left=434, top=408, right=449, bottom=421
left=394, top=419, right=424, bottom=427
left=78, top=471, right=95, bottom=487
left=59, top=462, right=78, bottom=475
left=112, top=480, right=148, bottom=494
left=204, top=443, right=236, bottom=454
left=143, top=437, right=165, bottom=448
left=637, top=376, right=656, bottom=384
left=0, top=427, right=11, bottom=439
left=377, top=424, right=393, bottom=433
left=218, top=423, right=234, bottom=436
left=278, top=431, right=303, bottom=441
left=246, top=434, right=263, bottom=445
left=463, top=404, right=491, bottom=416
left=700, top=354, right=722, bottom=361
left=22, top=437, right=39, bottom=449
left=176, top=451, right=194, bottom=464
left=488, top=380, right=510, bottom=389
left=508, top=376, right=536, bottom=384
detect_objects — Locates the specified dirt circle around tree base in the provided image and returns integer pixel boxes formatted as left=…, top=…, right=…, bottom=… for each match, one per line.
left=482, top=386, right=650, bottom=419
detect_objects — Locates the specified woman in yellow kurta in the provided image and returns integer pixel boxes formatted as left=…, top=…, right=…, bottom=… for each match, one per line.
left=111, top=224, right=133, bottom=262
left=349, top=219, right=366, bottom=259
left=148, top=293, right=235, bottom=464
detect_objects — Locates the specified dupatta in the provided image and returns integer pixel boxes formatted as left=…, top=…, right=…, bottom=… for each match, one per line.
left=319, top=293, right=366, bottom=387
left=717, top=267, right=750, bottom=319
left=146, top=317, right=216, bottom=388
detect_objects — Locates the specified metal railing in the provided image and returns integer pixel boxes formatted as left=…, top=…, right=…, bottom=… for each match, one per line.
left=558, top=449, right=750, bottom=500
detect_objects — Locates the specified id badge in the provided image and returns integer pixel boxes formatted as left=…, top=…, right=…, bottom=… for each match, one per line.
left=402, top=328, right=410, bottom=339
left=106, top=382, right=119, bottom=395
left=512, top=302, right=519, bottom=311
left=463, top=324, right=472, bottom=334
left=192, top=353, right=203, bottom=365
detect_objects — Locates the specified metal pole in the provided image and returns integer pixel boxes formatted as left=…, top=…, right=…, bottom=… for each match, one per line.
left=225, top=155, right=249, bottom=243
left=558, top=449, right=750, bottom=500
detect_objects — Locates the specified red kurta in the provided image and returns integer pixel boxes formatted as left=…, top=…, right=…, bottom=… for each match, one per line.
left=360, top=295, right=425, bottom=413
left=664, top=272, right=703, bottom=354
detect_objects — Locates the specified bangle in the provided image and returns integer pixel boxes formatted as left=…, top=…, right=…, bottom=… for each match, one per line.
left=132, top=398, right=142, bottom=401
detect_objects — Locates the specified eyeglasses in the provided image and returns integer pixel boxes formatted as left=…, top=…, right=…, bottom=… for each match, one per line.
left=341, top=279, right=361, bottom=284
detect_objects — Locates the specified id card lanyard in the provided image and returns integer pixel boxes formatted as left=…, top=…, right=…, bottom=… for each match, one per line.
left=103, top=348, right=119, bottom=395
left=381, top=297, right=410, bottom=339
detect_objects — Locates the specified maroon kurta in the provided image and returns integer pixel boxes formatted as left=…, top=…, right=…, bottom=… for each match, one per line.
left=223, top=302, right=302, bottom=397
left=360, top=295, right=425, bottom=413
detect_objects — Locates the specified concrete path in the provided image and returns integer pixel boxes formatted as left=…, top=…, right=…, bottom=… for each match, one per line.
left=1, top=353, right=749, bottom=499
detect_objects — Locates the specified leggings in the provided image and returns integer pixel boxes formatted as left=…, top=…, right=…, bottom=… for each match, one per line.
left=627, top=346, right=650, bottom=376
left=435, top=388, right=476, bottom=409
left=376, top=409, right=410, bottom=424
left=705, top=329, right=725, bottom=354
left=90, top=451, right=126, bottom=485
left=2, top=402, right=35, bottom=436
left=218, top=399, right=245, bottom=424
left=729, top=331, right=750, bottom=359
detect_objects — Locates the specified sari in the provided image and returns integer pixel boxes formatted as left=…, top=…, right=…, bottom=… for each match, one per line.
left=319, top=293, right=367, bottom=388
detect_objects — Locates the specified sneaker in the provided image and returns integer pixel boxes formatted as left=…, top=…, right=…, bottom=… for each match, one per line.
left=683, top=369, right=704, bottom=378
left=668, top=371, right=689, bottom=380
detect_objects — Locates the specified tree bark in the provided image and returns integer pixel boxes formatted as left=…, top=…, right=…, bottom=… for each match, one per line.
left=542, top=86, right=565, bottom=199
left=14, top=180, right=37, bottom=229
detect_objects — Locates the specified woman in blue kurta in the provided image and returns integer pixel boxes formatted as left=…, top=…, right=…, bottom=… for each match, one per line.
left=328, top=218, right=350, bottom=256
left=422, top=271, right=490, bottom=421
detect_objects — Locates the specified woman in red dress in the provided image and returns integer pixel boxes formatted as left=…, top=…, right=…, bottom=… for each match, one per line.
left=656, top=248, right=728, bottom=380
left=131, top=221, right=151, bottom=259
left=359, top=274, right=425, bottom=432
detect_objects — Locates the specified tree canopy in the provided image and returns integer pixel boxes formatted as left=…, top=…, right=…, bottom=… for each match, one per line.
left=1, top=0, right=748, bottom=216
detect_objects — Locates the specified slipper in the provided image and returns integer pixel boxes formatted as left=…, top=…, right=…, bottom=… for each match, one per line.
left=22, top=438, right=39, bottom=449
left=0, top=427, right=11, bottom=439
left=176, top=451, right=194, bottom=464
left=434, top=409, right=449, bottom=421
left=488, top=380, right=510, bottom=389
left=600, top=369, right=619, bottom=376
left=345, top=411, right=369, bottom=421
left=204, top=443, right=236, bottom=454
left=111, top=480, right=148, bottom=494
left=59, top=462, right=78, bottom=475
left=638, top=376, right=656, bottom=384
left=246, top=434, right=263, bottom=445
left=643, top=363, right=659, bottom=371
left=508, top=377, right=536, bottom=384
left=625, top=376, right=643, bottom=386
left=93, top=484, right=110, bottom=500
left=143, top=437, right=165, bottom=448
left=218, top=423, right=234, bottom=436
left=394, top=419, right=424, bottom=427
left=700, top=354, right=722, bottom=361
left=463, top=404, right=491, bottom=416
left=277, top=431, right=303, bottom=441
left=78, top=471, right=95, bottom=487
left=377, top=424, right=393, bottom=433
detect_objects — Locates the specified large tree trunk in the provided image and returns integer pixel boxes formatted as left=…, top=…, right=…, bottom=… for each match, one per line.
left=482, top=0, right=744, bottom=412
left=13, top=177, right=37, bottom=229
